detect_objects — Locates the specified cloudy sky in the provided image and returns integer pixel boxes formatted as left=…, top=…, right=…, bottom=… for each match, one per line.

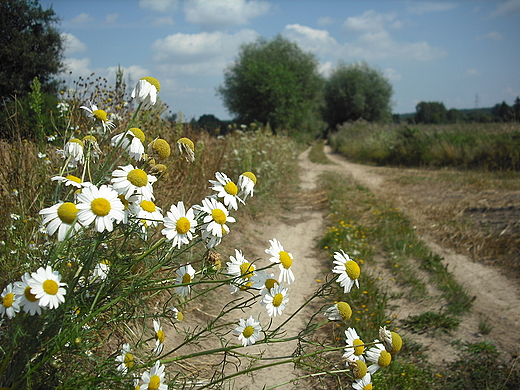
left=41, top=0, right=520, bottom=120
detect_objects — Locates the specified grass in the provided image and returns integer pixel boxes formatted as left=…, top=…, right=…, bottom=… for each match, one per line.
left=401, top=311, right=460, bottom=333
left=308, top=139, right=333, bottom=165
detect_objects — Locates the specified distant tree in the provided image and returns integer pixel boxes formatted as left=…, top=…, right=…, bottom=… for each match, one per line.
left=198, top=114, right=222, bottom=133
left=447, top=108, right=464, bottom=123
left=322, top=62, right=393, bottom=129
left=492, top=101, right=512, bottom=122
left=414, top=101, right=448, bottom=124
left=0, top=0, right=63, bottom=104
left=218, top=35, right=324, bottom=133
left=513, top=96, right=520, bottom=122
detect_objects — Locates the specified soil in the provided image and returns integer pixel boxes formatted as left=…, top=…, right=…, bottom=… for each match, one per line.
left=232, top=145, right=520, bottom=389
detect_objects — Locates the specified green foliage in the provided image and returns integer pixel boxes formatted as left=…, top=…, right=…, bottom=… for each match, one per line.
left=0, top=0, right=63, bottom=103
left=415, top=102, right=448, bottom=124
left=323, top=62, right=393, bottom=129
left=402, top=311, right=460, bottom=333
left=329, top=121, right=520, bottom=171
left=218, top=35, right=324, bottom=134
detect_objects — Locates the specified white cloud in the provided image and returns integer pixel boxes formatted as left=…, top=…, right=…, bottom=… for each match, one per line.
left=406, top=2, right=458, bottom=15
left=340, top=11, right=446, bottom=62
left=62, top=57, right=92, bottom=77
left=139, top=0, right=179, bottom=13
left=476, top=31, right=503, bottom=41
left=282, top=24, right=340, bottom=56
left=151, top=29, right=259, bottom=75
left=105, top=13, right=120, bottom=24
left=61, top=33, right=87, bottom=55
left=384, top=68, right=402, bottom=81
left=491, top=0, right=520, bottom=17
left=184, top=0, right=271, bottom=30
left=317, top=16, right=335, bottom=26
left=465, top=69, right=481, bottom=77
left=70, top=13, right=94, bottom=25
left=318, top=61, right=333, bottom=77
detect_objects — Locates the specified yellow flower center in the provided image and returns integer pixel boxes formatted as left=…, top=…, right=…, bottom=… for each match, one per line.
left=176, top=217, right=191, bottom=234
left=176, top=311, right=184, bottom=322
left=83, top=135, right=97, bottom=143
left=182, top=272, right=191, bottom=284
left=156, top=329, right=165, bottom=344
left=345, top=260, right=361, bottom=280
left=141, top=76, right=161, bottom=92
left=124, top=352, right=134, bottom=368
left=279, top=251, right=292, bottom=269
left=127, top=169, right=148, bottom=187
left=100, top=259, right=110, bottom=266
left=43, top=279, right=59, bottom=295
left=272, top=293, right=284, bottom=307
left=147, top=374, right=161, bottom=390
left=177, top=137, right=194, bottom=151
left=57, top=202, right=78, bottom=224
left=211, top=208, right=227, bottom=225
left=364, top=384, right=373, bottom=390
left=378, top=350, right=392, bottom=367
left=390, top=332, right=403, bottom=354
left=150, top=139, right=171, bottom=159
left=2, top=293, right=14, bottom=308
left=242, top=171, right=257, bottom=185
left=224, top=181, right=238, bottom=196
left=129, top=128, right=146, bottom=144
left=337, top=301, right=352, bottom=321
left=265, top=278, right=278, bottom=290
left=91, top=198, right=111, bottom=217
left=353, top=359, right=367, bottom=379
left=140, top=200, right=156, bottom=213
left=353, top=338, right=364, bottom=356
left=69, top=138, right=84, bottom=147
left=24, top=286, right=38, bottom=302
left=242, top=325, right=255, bottom=338
left=239, top=262, right=254, bottom=280
left=65, top=175, right=82, bottom=183
left=92, top=109, right=108, bottom=122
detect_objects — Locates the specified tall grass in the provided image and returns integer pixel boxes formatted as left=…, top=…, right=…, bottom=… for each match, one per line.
left=329, top=120, right=520, bottom=170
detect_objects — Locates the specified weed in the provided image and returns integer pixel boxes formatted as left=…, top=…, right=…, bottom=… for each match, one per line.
left=401, top=311, right=460, bottom=333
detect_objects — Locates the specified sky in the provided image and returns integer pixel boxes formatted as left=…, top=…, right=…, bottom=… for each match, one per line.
left=40, top=0, right=520, bottom=120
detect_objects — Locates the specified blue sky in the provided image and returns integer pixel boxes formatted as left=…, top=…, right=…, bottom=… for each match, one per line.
left=41, top=0, right=520, bottom=120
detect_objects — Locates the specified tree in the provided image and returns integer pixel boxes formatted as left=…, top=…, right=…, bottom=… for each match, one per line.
left=218, top=35, right=323, bottom=132
left=322, top=62, right=393, bottom=129
left=414, top=101, right=448, bottom=124
left=0, top=0, right=63, bottom=103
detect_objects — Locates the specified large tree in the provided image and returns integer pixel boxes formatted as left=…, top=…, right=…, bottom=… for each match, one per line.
left=0, top=0, right=63, bottom=102
left=323, top=62, right=393, bottom=129
left=218, top=35, right=323, bottom=132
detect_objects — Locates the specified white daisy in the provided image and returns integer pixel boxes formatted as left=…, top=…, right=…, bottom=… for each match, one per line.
left=117, top=193, right=140, bottom=224
left=238, top=172, right=257, bottom=201
left=135, top=198, right=163, bottom=229
left=352, top=372, right=372, bottom=390
left=80, top=100, right=116, bottom=132
left=332, top=250, right=360, bottom=294
left=27, top=266, right=67, bottom=309
left=324, top=301, right=352, bottom=321
left=162, top=201, right=197, bottom=249
left=131, top=77, right=160, bottom=107
left=209, top=172, right=244, bottom=210
left=153, top=319, right=165, bottom=355
left=51, top=174, right=86, bottom=188
left=141, top=360, right=167, bottom=390
left=265, top=238, right=295, bottom=284
left=76, top=185, right=125, bottom=233
left=91, top=260, right=110, bottom=282
left=346, top=358, right=368, bottom=380
left=261, top=283, right=289, bottom=317
left=13, top=272, right=42, bottom=315
left=175, top=264, right=195, bottom=297
left=39, top=201, right=81, bottom=241
left=196, top=197, right=235, bottom=248
left=148, top=138, right=171, bottom=160
left=115, top=343, right=134, bottom=374
left=170, top=307, right=184, bottom=323
left=111, top=164, right=157, bottom=201
left=343, top=327, right=366, bottom=362
left=365, top=341, right=392, bottom=374
left=233, top=316, right=262, bottom=347
left=1, top=283, right=21, bottom=319
left=59, top=138, right=84, bottom=167
left=176, top=137, right=195, bottom=162
left=251, top=270, right=279, bottom=295
left=379, top=326, right=403, bottom=354
left=226, top=249, right=256, bottom=292
left=111, top=128, right=146, bottom=161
